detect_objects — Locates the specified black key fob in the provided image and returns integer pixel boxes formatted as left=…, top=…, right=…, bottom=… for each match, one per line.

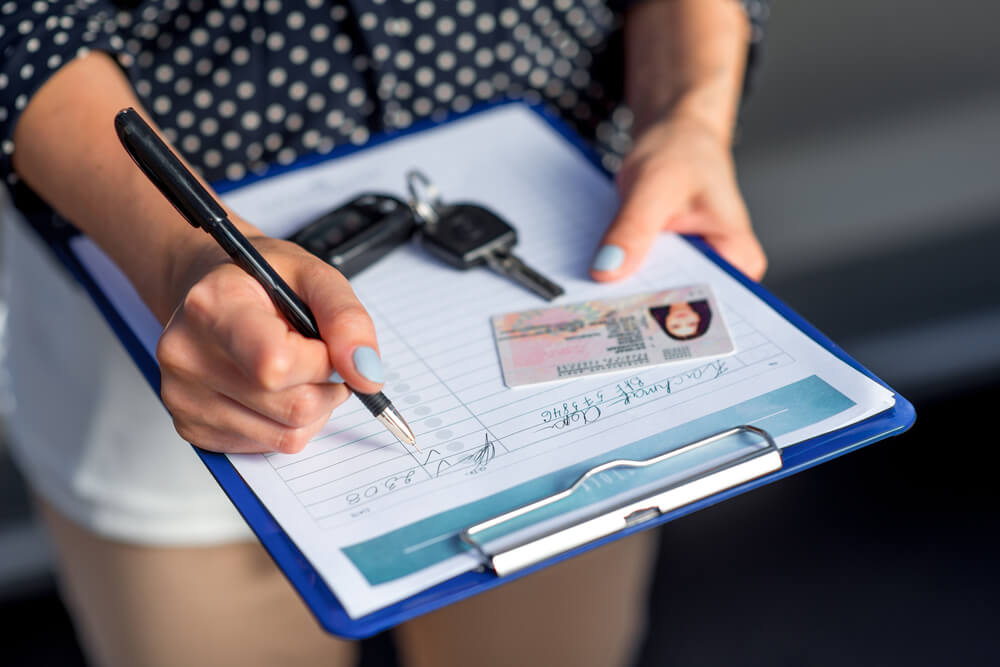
left=288, top=194, right=417, bottom=278
left=418, top=203, right=517, bottom=269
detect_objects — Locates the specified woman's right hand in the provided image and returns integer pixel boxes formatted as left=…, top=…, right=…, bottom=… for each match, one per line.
left=156, top=232, right=385, bottom=454
left=7, top=52, right=379, bottom=455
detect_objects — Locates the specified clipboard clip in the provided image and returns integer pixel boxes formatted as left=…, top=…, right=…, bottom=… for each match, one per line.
left=460, top=424, right=782, bottom=577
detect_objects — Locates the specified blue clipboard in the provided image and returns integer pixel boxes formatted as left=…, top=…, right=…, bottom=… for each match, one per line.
left=36, top=101, right=915, bottom=638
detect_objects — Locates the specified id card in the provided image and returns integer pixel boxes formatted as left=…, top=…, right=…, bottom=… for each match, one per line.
left=491, top=284, right=735, bottom=387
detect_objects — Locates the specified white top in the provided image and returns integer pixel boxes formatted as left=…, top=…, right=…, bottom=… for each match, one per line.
left=1, top=198, right=251, bottom=545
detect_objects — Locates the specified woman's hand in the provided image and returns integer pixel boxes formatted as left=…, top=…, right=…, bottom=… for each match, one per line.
left=11, top=52, right=380, bottom=455
left=156, top=234, right=384, bottom=454
left=590, top=112, right=767, bottom=283
left=603, top=0, right=765, bottom=283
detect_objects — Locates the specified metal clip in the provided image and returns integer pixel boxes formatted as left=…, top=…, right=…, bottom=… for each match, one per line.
left=460, top=424, right=782, bottom=577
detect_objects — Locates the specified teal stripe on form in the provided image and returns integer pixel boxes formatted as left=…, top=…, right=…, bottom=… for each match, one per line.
left=343, top=375, right=854, bottom=584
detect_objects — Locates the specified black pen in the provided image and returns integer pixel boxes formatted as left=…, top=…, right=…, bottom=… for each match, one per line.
left=114, top=107, right=416, bottom=448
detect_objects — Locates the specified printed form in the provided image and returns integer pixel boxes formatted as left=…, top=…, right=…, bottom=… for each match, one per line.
left=72, top=105, right=895, bottom=618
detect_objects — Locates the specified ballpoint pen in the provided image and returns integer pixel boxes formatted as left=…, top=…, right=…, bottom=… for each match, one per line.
left=113, top=107, right=416, bottom=448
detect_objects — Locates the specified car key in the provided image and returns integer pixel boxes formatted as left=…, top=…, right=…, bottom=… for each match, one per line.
left=287, top=193, right=417, bottom=278
left=407, top=171, right=565, bottom=301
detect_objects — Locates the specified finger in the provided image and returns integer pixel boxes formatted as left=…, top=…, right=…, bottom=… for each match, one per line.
left=162, top=376, right=336, bottom=454
left=699, top=181, right=768, bottom=281
left=669, top=210, right=768, bottom=281
left=175, top=422, right=277, bottom=455
left=179, top=267, right=335, bottom=390
left=160, top=328, right=349, bottom=427
left=293, top=261, right=385, bottom=394
left=220, top=379, right=349, bottom=430
left=591, top=170, right=689, bottom=282
left=703, top=227, right=768, bottom=281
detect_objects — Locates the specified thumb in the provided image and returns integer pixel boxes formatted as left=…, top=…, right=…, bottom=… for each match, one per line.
left=590, top=171, right=688, bottom=282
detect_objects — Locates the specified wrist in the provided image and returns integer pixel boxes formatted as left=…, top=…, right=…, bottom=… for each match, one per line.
left=624, top=0, right=750, bottom=144
left=631, top=84, right=739, bottom=146
left=161, top=214, right=266, bottom=321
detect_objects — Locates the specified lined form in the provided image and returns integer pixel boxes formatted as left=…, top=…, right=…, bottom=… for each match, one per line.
left=275, top=300, right=782, bottom=531
left=71, top=104, right=896, bottom=618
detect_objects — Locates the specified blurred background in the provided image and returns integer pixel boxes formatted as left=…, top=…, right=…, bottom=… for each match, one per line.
left=1, top=1, right=997, bottom=664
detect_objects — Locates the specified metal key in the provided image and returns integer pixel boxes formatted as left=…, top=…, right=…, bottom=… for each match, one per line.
left=407, top=171, right=565, bottom=301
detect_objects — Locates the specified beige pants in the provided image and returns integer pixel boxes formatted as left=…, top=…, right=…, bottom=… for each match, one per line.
left=38, top=500, right=658, bottom=667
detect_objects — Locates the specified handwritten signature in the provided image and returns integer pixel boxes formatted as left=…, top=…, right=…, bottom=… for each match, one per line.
left=613, top=359, right=729, bottom=406
left=458, top=433, right=497, bottom=474
left=422, top=432, right=500, bottom=477
left=539, top=391, right=605, bottom=431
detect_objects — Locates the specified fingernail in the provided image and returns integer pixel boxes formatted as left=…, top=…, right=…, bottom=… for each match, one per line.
left=328, top=371, right=344, bottom=383
left=592, top=244, right=625, bottom=272
left=352, top=346, right=384, bottom=383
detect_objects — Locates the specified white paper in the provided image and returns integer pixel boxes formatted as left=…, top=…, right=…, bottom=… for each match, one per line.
left=71, top=105, right=895, bottom=618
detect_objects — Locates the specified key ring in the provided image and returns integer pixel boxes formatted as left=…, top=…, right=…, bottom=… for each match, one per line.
left=406, top=169, right=445, bottom=225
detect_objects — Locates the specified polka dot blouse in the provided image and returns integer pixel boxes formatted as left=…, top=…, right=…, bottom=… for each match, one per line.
left=1, top=0, right=768, bottom=202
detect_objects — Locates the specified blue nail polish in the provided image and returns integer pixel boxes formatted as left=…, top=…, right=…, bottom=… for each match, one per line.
left=592, top=244, right=625, bottom=272
left=352, top=347, right=384, bottom=383
left=328, top=371, right=344, bottom=383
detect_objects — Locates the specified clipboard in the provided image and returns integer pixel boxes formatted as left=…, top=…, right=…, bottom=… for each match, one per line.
left=27, top=101, right=916, bottom=638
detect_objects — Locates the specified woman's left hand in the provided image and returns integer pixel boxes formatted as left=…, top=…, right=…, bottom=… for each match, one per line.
left=589, top=112, right=767, bottom=283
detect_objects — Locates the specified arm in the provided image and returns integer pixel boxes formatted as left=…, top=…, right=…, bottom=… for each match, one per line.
left=591, top=0, right=767, bottom=281
left=12, top=54, right=216, bottom=323
left=11, top=53, right=383, bottom=453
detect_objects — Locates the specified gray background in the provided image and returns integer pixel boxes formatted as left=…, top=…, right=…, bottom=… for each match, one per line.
left=1, top=1, right=998, bottom=664
left=738, top=0, right=1000, bottom=393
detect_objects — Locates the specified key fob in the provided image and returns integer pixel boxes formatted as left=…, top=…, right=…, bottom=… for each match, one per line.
left=418, top=203, right=518, bottom=269
left=288, top=194, right=417, bottom=278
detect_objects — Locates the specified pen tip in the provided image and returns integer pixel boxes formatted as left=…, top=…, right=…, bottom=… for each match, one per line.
left=377, top=405, right=418, bottom=450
